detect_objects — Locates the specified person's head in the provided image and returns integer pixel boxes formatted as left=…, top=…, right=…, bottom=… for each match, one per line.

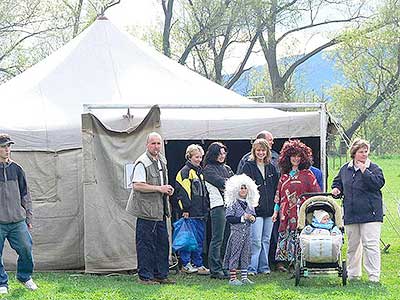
left=0, top=133, right=14, bottom=163
left=146, top=132, right=163, bottom=158
left=185, top=144, right=204, bottom=167
left=313, top=209, right=330, bottom=224
left=349, top=138, right=370, bottom=163
left=224, top=174, right=260, bottom=208
left=204, top=142, right=227, bottom=166
left=278, top=139, right=312, bottom=174
left=239, top=184, right=248, bottom=199
left=256, top=131, right=274, bottom=148
left=250, top=138, right=271, bottom=164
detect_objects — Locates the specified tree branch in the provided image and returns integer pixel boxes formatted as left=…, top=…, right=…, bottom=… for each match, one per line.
left=276, top=16, right=363, bottom=45
left=281, top=38, right=338, bottom=83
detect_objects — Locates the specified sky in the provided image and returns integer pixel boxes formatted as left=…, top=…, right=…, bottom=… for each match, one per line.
left=105, top=0, right=374, bottom=74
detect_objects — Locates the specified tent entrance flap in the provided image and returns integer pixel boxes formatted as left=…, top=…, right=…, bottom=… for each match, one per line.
left=81, top=106, right=161, bottom=273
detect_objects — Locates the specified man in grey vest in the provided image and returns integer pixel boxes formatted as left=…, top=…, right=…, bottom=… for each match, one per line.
left=127, top=132, right=175, bottom=285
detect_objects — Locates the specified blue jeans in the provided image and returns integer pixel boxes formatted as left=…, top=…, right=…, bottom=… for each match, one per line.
left=0, top=221, right=34, bottom=287
left=136, top=218, right=169, bottom=280
left=179, top=219, right=205, bottom=267
left=248, top=217, right=273, bottom=273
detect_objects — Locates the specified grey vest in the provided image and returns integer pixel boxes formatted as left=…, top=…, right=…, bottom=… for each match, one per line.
left=126, top=151, right=170, bottom=221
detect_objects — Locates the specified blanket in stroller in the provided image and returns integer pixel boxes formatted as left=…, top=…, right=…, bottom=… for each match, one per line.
left=299, top=226, right=343, bottom=263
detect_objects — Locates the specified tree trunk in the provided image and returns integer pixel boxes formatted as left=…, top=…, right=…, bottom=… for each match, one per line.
left=162, top=0, right=174, bottom=57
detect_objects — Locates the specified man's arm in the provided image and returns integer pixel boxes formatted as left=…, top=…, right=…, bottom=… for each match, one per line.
left=17, top=166, right=33, bottom=228
left=133, top=182, right=173, bottom=195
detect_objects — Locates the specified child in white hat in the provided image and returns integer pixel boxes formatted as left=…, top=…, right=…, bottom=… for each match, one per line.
left=302, top=209, right=341, bottom=236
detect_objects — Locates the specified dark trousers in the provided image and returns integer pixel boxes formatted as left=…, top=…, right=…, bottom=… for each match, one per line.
left=208, top=206, right=230, bottom=274
left=136, top=218, right=169, bottom=280
left=268, top=218, right=280, bottom=266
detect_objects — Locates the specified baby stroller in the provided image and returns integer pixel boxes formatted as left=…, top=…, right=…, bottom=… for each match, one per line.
left=294, top=193, right=347, bottom=286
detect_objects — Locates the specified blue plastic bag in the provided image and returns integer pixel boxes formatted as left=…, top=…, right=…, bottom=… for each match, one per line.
left=172, top=218, right=198, bottom=252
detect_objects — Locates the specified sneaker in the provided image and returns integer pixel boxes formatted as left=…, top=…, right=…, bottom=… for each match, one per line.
left=153, top=277, right=176, bottom=285
left=260, top=270, right=271, bottom=275
left=182, top=263, right=198, bottom=274
left=138, top=278, right=160, bottom=285
left=241, top=278, right=254, bottom=285
left=248, top=272, right=256, bottom=276
left=229, top=279, right=243, bottom=286
left=20, top=278, right=38, bottom=291
left=197, top=266, right=210, bottom=275
left=0, top=286, right=7, bottom=294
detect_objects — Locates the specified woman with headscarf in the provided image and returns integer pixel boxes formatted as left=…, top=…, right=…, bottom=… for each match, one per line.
left=271, top=140, right=321, bottom=272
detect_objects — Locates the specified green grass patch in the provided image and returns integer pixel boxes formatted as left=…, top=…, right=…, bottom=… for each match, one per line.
left=1, top=156, right=399, bottom=300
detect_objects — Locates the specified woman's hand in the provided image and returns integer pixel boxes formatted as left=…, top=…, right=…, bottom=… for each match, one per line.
left=331, top=187, right=341, bottom=196
left=272, top=211, right=278, bottom=222
left=355, top=160, right=367, bottom=173
left=182, top=212, right=189, bottom=219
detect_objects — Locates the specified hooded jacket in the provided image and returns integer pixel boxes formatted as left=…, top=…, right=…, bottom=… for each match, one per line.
left=0, top=161, right=32, bottom=224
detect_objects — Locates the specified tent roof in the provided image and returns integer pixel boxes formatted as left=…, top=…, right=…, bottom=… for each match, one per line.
left=0, top=17, right=320, bottom=151
left=0, top=17, right=252, bottom=130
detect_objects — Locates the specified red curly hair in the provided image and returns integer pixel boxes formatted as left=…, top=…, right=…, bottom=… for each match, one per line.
left=278, top=139, right=312, bottom=174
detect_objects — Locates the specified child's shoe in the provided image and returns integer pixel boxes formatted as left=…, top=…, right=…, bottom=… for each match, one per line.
left=228, top=279, right=243, bottom=286
left=241, top=278, right=254, bottom=285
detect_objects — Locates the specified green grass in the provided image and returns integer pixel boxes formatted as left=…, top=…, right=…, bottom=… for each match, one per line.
left=2, top=156, right=400, bottom=300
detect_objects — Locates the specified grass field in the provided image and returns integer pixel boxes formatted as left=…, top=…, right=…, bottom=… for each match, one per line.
left=1, top=156, right=400, bottom=300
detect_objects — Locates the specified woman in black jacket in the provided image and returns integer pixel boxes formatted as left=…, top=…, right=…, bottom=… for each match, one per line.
left=241, top=139, right=279, bottom=275
left=203, top=142, right=234, bottom=279
left=332, top=138, right=385, bottom=283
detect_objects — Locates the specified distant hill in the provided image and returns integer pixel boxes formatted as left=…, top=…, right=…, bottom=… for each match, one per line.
left=229, top=51, right=345, bottom=98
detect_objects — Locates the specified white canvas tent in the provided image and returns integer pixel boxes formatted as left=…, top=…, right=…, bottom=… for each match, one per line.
left=0, top=16, right=324, bottom=272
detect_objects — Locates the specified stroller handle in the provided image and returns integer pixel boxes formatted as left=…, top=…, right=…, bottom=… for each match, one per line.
left=298, top=192, right=342, bottom=199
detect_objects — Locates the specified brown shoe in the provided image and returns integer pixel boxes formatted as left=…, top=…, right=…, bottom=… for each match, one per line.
left=153, top=277, right=176, bottom=284
left=138, top=278, right=160, bottom=285
left=276, top=263, right=288, bottom=272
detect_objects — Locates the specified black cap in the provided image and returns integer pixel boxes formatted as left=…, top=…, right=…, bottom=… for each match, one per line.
left=0, top=134, right=14, bottom=146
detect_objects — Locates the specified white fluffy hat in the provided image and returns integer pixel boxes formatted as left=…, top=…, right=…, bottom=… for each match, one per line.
left=224, top=174, right=259, bottom=208
left=313, top=209, right=329, bottom=223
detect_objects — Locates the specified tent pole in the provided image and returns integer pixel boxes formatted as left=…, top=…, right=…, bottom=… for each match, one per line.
left=320, top=103, right=327, bottom=192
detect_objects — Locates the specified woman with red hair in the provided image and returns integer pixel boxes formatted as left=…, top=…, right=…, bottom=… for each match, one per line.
left=271, top=140, right=321, bottom=272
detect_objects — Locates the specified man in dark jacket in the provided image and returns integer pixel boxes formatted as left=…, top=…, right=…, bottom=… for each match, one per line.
left=0, top=134, right=37, bottom=294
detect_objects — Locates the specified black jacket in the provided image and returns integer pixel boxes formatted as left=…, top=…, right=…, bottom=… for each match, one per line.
left=241, top=160, right=279, bottom=217
left=203, top=162, right=233, bottom=193
left=175, top=161, right=209, bottom=218
left=332, top=160, right=385, bottom=225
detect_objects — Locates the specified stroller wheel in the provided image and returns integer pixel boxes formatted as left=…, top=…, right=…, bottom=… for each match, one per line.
left=295, top=262, right=301, bottom=286
left=342, top=260, right=347, bottom=286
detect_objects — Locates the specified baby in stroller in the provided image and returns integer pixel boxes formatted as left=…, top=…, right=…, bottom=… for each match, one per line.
left=299, top=203, right=343, bottom=264
left=301, top=209, right=341, bottom=236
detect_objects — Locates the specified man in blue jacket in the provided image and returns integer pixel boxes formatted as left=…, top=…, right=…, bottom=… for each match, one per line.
left=0, top=134, right=37, bottom=294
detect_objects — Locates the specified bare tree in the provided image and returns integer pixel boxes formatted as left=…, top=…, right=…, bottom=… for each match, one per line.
left=255, top=0, right=368, bottom=101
